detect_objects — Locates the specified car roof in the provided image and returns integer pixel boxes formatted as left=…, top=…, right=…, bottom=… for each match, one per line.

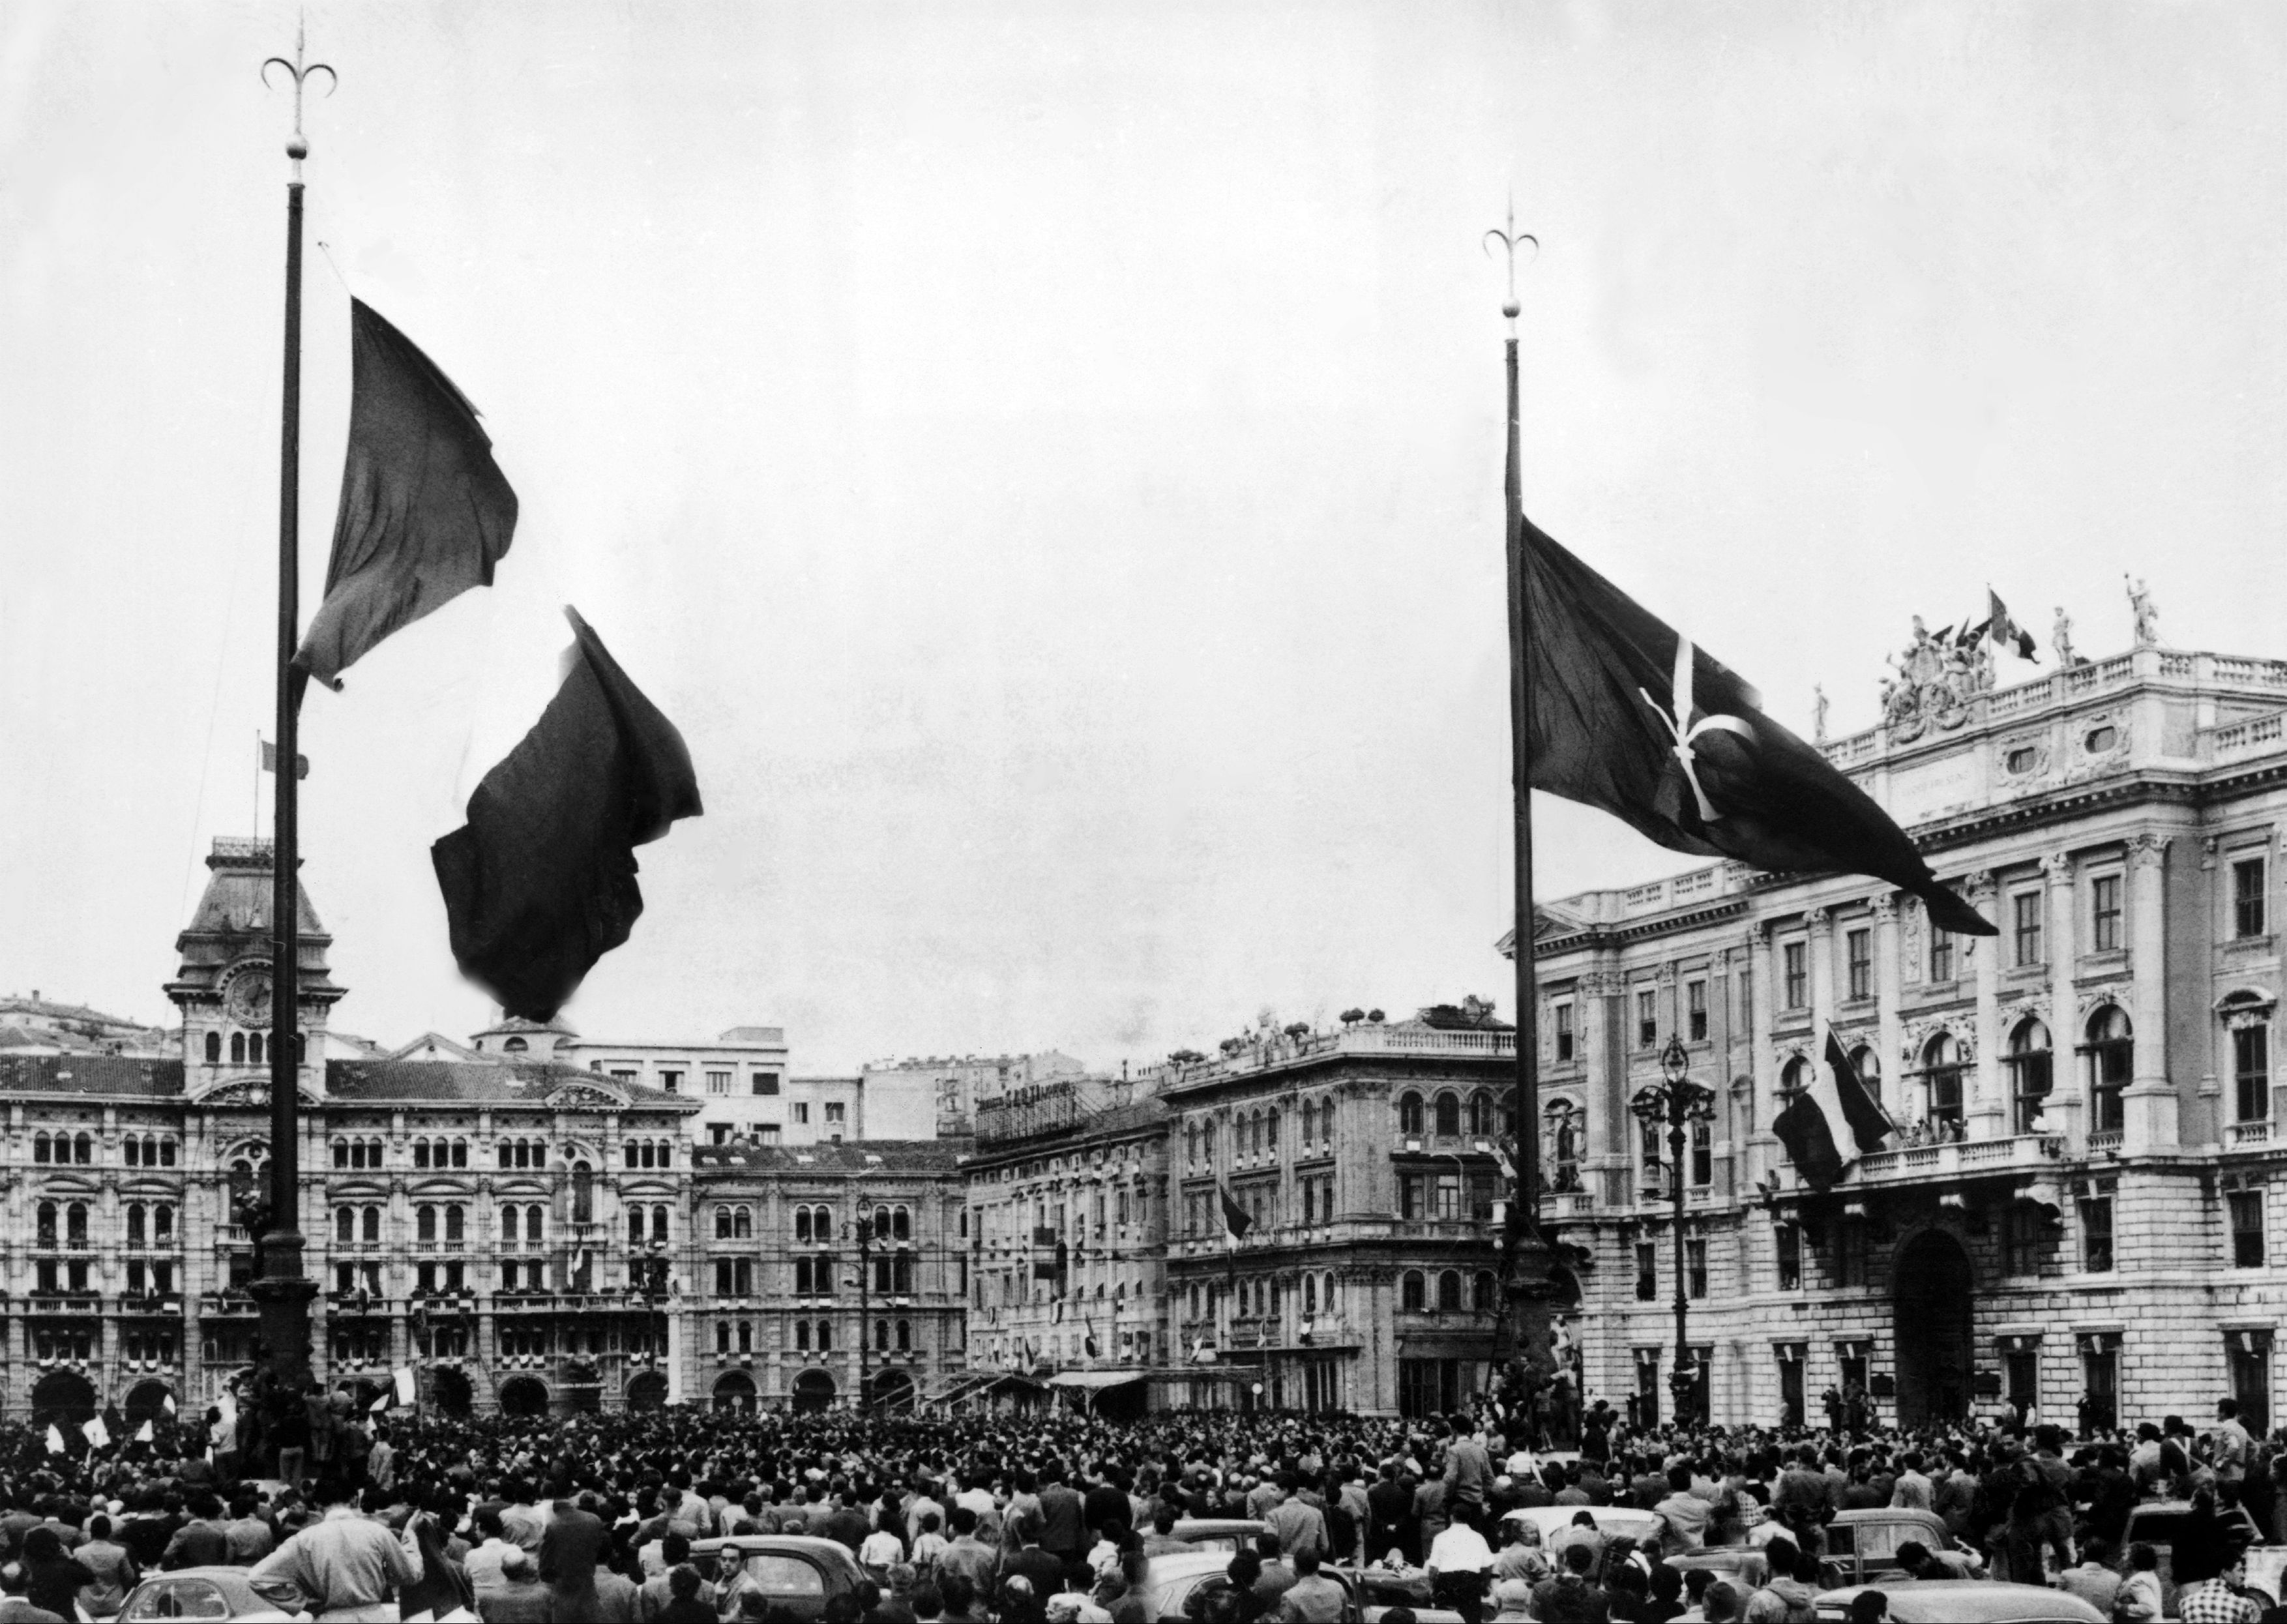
left=1145, top=1552, right=1252, bottom=1580
left=1830, top=1507, right=1946, bottom=1525
left=1816, top=1580, right=2104, bottom=1623
left=1505, top=1505, right=1657, bottom=1526
left=1172, top=1520, right=1269, bottom=1532
left=691, top=1536, right=859, bottom=1559
left=140, top=1569, right=260, bottom=1586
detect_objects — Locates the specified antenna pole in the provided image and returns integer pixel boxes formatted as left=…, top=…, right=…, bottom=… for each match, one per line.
left=255, top=21, right=334, bottom=1435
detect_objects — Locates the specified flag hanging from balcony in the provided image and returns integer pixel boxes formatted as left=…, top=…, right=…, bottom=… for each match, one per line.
left=1775, top=1027, right=1895, bottom=1190
left=1520, top=516, right=1995, bottom=937
left=1218, top=1185, right=1254, bottom=1240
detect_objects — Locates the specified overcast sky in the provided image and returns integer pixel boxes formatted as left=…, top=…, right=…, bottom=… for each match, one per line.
left=4, top=2, right=2284, bottom=1073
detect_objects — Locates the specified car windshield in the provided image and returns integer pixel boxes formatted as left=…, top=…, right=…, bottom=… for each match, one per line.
left=2127, top=1512, right=2192, bottom=1547
left=745, top=1555, right=826, bottom=1594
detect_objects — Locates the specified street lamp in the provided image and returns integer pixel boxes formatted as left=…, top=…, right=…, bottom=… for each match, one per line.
left=1631, top=1036, right=1717, bottom=1428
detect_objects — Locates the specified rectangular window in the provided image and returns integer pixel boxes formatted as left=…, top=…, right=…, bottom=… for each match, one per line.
left=2091, top=873, right=2123, bottom=952
left=1836, top=1222, right=1867, bottom=1288
left=1634, top=1243, right=1656, bottom=1301
left=2013, top=891, right=2043, bottom=967
left=708, top=1124, right=729, bottom=1145
left=1775, top=1224, right=1801, bottom=1291
left=756, top=1125, right=782, bottom=1145
left=2003, top=1203, right=2045, bottom=1276
left=1554, top=1001, right=1575, bottom=1063
left=1783, top=942, right=1807, bottom=1008
left=2236, top=857, right=2268, bottom=939
left=1432, top=1174, right=1460, bottom=1220
left=1928, top=928, right=1954, bottom=983
left=1690, top=1119, right=1712, bottom=1187
left=610, top=1069, right=638, bottom=1084
left=657, top=1068, right=682, bottom=1093
left=2232, top=1190, right=2266, bottom=1267
left=751, top=1072, right=780, bottom=1096
left=2080, top=1196, right=2115, bottom=1273
left=1400, top=1175, right=1425, bottom=1220
left=792, top=1102, right=810, bottom=1124
left=1637, top=989, right=1658, bottom=1048
left=707, top=1070, right=732, bottom=1096
left=1687, top=979, right=1707, bottom=1041
left=2236, top=1026, right=2271, bottom=1124
left=824, top=1103, right=846, bottom=1124
left=1685, top=1239, right=1707, bottom=1299
left=1846, top=930, right=1871, bottom=1001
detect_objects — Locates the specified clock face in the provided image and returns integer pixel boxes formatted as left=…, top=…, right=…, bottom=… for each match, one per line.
left=224, top=969, right=273, bottom=1027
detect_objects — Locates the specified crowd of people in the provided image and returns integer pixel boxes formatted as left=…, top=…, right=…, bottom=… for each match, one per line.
left=0, top=1391, right=2271, bottom=1624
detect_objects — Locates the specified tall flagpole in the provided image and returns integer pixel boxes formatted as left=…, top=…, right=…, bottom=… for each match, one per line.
left=257, top=24, right=333, bottom=1423
left=1488, top=205, right=1560, bottom=1432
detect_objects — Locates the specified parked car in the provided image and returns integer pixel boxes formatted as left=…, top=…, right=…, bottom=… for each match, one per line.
left=1818, top=1507, right=1971, bottom=1587
left=1168, top=1519, right=1273, bottom=1553
left=1500, top=1505, right=1662, bottom=1546
left=687, top=1535, right=870, bottom=1621
left=1142, top=1550, right=1361, bottom=1624
left=117, top=1567, right=309, bottom=1623
left=1813, top=1580, right=2104, bottom=1623
left=2116, top=1498, right=2269, bottom=1617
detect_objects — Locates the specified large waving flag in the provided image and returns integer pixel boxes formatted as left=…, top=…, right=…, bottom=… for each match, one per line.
left=297, top=300, right=520, bottom=691
left=1218, top=1185, right=1254, bottom=1240
left=430, top=609, right=702, bottom=1021
left=1522, top=518, right=1994, bottom=937
left=1775, top=1028, right=1896, bottom=1189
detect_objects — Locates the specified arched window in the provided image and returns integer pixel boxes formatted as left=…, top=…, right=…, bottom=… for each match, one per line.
left=156, top=1205, right=174, bottom=1243
left=1468, top=1092, right=1494, bottom=1138
left=716, top=1207, right=733, bottom=1240
left=874, top=1319, right=891, bottom=1351
left=1321, top=1099, right=1336, bottom=1144
left=1300, top=1100, right=1317, bottom=1147
left=503, top=1036, right=528, bottom=1054
left=794, top=1320, right=810, bottom=1351
left=203, top=1031, right=221, bottom=1064
left=1849, top=1045, right=1882, bottom=1107
left=526, top=1205, right=545, bottom=1243
left=229, top=1031, right=246, bottom=1065
left=623, top=1140, right=638, bottom=1168
left=31, top=1134, right=48, bottom=1164
left=893, top=1205, right=910, bottom=1241
left=248, top=1032, right=264, bottom=1065
left=66, top=1203, right=86, bottom=1247
left=1437, top=1269, right=1463, bottom=1311
left=498, top=1142, right=513, bottom=1168
left=1921, top=1033, right=1966, bottom=1130
left=738, top=1321, right=753, bottom=1353
left=897, top=1320, right=912, bottom=1351
left=1265, top=1108, right=1280, bottom=1152
left=716, top=1321, right=731, bottom=1354
left=1400, top=1270, right=1426, bottom=1312
left=444, top=1205, right=465, bottom=1244
left=359, top=1207, right=376, bottom=1243
left=126, top=1204, right=146, bottom=1248
left=817, top=1320, right=833, bottom=1352
left=334, top=1208, right=353, bottom=1245
left=1303, top=1275, right=1317, bottom=1314
left=417, top=1207, right=436, bottom=1244
left=35, top=1203, right=55, bottom=1247
left=413, top=1140, right=431, bottom=1169
left=450, top=1140, right=467, bottom=1168
left=124, top=1138, right=140, bottom=1168
left=505, top=1205, right=523, bottom=1246
left=2008, top=1018, right=2054, bottom=1134
left=629, top=1208, right=645, bottom=1247
left=1473, top=1269, right=1498, bottom=1312
left=795, top=1207, right=812, bottom=1243
left=2085, top=1006, right=2133, bottom=1134
left=1434, top=1092, right=1462, bottom=1137
left=1398, top=1092, right=1424, bottom=1136
left=572, top=1162, right=594, bottom=1224
left=73, top=1134, right=90, bottom=1166
left=733, top=1207, right=750, bottom=1240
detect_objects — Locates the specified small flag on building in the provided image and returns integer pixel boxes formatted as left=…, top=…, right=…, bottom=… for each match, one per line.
left=81, top=1416, right=108, bottom=1449
left=44, top=1426, right=63, bottom=1454
left=1987, top=589, right=2037, bottom=662
left=259, top=738, right=310, bottom=780
left=1773, top=1028, right=1896, bottom=1190
left=1218, top=1185, right=1253, bottom=1240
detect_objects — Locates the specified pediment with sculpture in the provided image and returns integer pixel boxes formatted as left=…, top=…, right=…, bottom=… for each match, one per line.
left=544, top=1080, right=629, bottom=1112
left=191, top=1078, right=327, bottom=1110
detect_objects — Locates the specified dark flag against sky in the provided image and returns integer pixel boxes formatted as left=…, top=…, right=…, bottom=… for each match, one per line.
left=431, top=609, right=702, bottom=1022
left=1522, top=515, right=1996, bottom=938
left=295, top=300, right=520, bottom=692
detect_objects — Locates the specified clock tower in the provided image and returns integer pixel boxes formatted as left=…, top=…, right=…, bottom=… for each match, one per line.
left=166, top=837, right=344, bottom=1099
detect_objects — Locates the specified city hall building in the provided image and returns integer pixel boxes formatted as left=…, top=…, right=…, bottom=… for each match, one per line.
left=1531, top=634, right=2287, bottom=1432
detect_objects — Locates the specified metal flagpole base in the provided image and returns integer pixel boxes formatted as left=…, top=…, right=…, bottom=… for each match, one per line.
left=248, top=1231, right=317, bottom=1481
left=1499, top=1226, right=1563, bottom=1443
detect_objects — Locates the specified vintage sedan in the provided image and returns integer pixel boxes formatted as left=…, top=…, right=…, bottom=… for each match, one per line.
left=686, top=1535, right=871, bottom=1622
left=117, top=1568, right=309, bottom=1623
left=1814, top=1580, right=2104, bottom=1623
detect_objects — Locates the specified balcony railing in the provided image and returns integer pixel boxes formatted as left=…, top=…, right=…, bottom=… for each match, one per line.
left=1849, top=1132, right=2067, bottom=1185
left=2231, top=1121, right=2273, bottom=1147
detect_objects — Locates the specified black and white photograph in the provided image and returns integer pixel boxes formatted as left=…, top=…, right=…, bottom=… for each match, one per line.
left=5, top=4, right=2287, bottom=1620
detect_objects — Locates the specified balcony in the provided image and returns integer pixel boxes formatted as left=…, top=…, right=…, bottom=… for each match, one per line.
left=1842, top=1132, right=2066, bottom=1188
left=2230, top=1121, right=2273, bottom=1149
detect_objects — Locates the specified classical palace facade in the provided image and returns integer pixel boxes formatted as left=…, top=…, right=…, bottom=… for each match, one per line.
left=1531, top=640, right=2287, bottom=1433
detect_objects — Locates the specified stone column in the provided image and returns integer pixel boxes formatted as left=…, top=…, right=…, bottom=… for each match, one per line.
left=1747, top=923, right=1778, bottom=1187
left=2125, top=833, right=2179, bottom=1151
left=1872, top=897, right=1904, bottom=1119
left=2043, top=853, right=2082, bottom=1147
left=1580, top=969, right=1621, bottom=1164
left=1970, top=872, right=2005, bottom=1138
left=1807, top=908, right=1836, bottom=1038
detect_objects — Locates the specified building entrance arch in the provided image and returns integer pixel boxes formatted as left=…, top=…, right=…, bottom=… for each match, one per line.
left=1894, top=1228, right=1974, bottom=1426
left=31, top=1371, right=96, bottom=1428
left=123, top=1380, right=174, bottom=1426
left=626, top=1371, right=668, bottom=1413
left=497, top=1376, right=549, bottom=1417
left=713, top=1370, right=758, bottom=1414
left=868, top=1370, right=915, bottom=1413
left=791, top=1369, right=836, bottom=1414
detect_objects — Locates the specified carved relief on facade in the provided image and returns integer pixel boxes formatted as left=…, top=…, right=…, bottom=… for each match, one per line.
left=2127, top=831, right=2172, bottom=869
left=2075, top=985, right=2134, bottom=1029
left=1900, top=1016, right=1972, bottom=1067
left=1881, top=617, right=1994, bottom=742
left=1900, top=898, right=1925, bottom=985
left=1997, top=730, right=2054, bottom=785
left=2065, top=711, right=2132, bottom=781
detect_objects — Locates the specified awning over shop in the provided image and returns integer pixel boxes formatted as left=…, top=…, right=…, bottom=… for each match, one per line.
left=1048, top=1370, right=1149, bottom=1389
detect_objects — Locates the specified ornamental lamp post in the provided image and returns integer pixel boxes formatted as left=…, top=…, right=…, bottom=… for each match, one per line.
left=1632, top=1036, right=1717, bottom=1428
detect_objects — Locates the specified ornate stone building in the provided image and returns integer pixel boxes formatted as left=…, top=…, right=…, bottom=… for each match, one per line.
left=687, top=1140, right=969, bottom=1413
left=1158, top=1007, right=1514, bottom=1417
left=0, top=837, right=704, bottom=1425
left=1529, top=639, right=2287, bottom=1432
left=964, top=1085, right=1170, bottom=1415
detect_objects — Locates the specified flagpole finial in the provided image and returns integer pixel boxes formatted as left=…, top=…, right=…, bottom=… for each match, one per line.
left=1483, top=198, right=1538, bottom=333
left=261, top=15, right=336, bottom=179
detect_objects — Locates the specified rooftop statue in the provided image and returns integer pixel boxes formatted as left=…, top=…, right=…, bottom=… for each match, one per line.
left=1879, top=613, right=1994, bottom=741
left=2126, top=574, right=2160, bottom=647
